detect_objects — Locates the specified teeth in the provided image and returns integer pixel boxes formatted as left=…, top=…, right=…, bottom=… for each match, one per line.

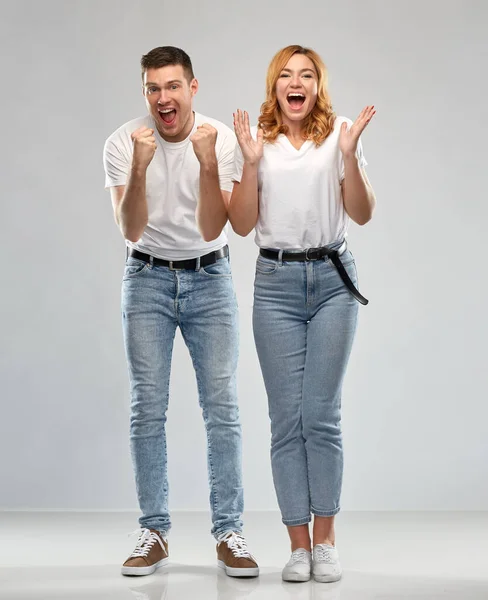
left=159, top=109, right=175, bottom=114
left=288, top=93, right=305, bottom=98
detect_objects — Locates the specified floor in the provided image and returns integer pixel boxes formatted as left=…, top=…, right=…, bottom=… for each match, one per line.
left=0, top=511, right=487, bottom=599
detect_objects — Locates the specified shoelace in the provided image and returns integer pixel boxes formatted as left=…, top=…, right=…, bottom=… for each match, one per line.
left=217, top=531, right=253, bottom=559
left=128, top=528, right=166, bottom=558
left=314, top=544, right=334, bottom=563
left=289, top=549, right=311, bottom=564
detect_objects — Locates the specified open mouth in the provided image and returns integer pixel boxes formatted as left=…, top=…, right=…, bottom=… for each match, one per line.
left=158, top=108, right=177, bottom=125
left=287, top=93, right=306, bottom=110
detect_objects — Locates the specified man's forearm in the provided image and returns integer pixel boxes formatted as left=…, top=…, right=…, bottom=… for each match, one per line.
left=342, top=154, right=376, bottom=226
left=196, top=159, right=228, bottom=242
left=119, top=166, right=149, bottom=242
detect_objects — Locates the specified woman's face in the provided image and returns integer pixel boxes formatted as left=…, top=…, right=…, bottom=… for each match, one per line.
left=275, top=53, right=318, bottom=126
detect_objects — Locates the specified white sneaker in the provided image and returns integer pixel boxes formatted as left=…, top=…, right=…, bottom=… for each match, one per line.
left=312, top=544, right=342, bottom=583
left=282, top=548, right=312, bottom=582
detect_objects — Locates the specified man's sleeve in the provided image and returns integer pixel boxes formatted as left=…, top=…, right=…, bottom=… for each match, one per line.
left=217, top=129, right=237, bottom=193
left=231, top=139, right=244, bottom=184
left=103, top=137, right=130, bottom=188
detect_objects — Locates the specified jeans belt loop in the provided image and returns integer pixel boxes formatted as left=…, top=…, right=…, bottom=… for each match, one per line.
left=149, top=255, right=154, bottom=268
left=278, top=249, right=284, bottom=266
left=195, top=256, right=201, bottom=271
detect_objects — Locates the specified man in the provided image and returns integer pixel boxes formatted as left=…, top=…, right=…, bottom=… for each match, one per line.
left=103, top=46, right=258, bottom=578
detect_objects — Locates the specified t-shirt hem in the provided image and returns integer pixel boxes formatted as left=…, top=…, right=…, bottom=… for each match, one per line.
left=126, top=240, right=228, bottom=261
left=105, top=179, right=127, bottom=189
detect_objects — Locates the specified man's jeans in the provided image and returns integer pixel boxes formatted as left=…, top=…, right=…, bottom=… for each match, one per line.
left=121, top=254, right=243, bottom=538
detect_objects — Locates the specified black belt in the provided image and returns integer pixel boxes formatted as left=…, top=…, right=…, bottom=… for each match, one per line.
left=259, top=244, right=369, bottom=305
left=129, top=245, right=229, bottom=270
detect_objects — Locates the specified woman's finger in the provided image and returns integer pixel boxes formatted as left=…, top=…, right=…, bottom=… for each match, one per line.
left=234, top=110, right=244, bottom=140
left=244, top=111, right=252, bottom=138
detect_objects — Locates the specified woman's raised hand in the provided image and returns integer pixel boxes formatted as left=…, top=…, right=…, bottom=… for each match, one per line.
left=339, top=105, right=376, bottom=157
left=233, top=109, right=264, bottom=166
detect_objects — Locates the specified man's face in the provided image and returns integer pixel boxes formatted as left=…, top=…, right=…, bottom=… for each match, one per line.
left=143, top=65, right=198, bottom=142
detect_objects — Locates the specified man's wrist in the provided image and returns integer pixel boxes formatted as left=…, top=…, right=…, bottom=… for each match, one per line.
left=131, top=162, right=148, bottom=178
left=199, top=156, right=218, bottom=172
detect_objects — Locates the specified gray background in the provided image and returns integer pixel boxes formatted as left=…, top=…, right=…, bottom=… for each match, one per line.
left=1, top=0, right=487, bottom=512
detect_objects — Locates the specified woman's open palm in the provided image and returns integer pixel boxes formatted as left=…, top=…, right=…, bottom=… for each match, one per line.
left=233, top=109, right=264, bottom=165
left=339, top=105, right=376, bottom=156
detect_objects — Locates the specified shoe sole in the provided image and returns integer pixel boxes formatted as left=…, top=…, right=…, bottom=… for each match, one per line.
left=121, top=557, right=169, bottom=576
left=217, top=560, right=259, bottom=577
left=313, top=572, right=342, bottom=583
left=282, top=572, right=311, bottom=582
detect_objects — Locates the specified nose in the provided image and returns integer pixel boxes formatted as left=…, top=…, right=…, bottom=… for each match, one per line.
left=157, top=90, right=170, bottom=105
left=290, top=76, right=301, bottom=88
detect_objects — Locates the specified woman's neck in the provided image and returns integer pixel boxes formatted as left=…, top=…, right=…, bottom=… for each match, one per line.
left=283, top=118, right=306, bottom=141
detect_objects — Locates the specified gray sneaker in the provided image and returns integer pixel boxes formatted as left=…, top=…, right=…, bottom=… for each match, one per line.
left=312, top=544, right=342, bottom=583
left=282, top=548, right=312, bottom=582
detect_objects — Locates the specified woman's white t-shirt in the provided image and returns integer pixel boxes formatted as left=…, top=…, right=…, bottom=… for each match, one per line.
left=232, top=116, right=367, bottom=249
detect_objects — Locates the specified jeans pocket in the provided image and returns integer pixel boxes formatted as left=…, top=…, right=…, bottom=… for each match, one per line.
left=338, top=249, right=355, bottom=268
left=340, top=254, right=358, bottom=286
left=200, top=257, right=232, bottom=277
left=123, top=257, right=149, bottom=279
left=255, top=256, right=279, bottom=275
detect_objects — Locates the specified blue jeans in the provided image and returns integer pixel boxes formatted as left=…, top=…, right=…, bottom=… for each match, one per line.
left=252, top=241, right=359, bottom=526
left=121, top=254, right=243, bottom=538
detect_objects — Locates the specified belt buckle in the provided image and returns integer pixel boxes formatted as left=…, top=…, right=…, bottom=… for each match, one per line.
left=305, top=247, right=320, bottom=261
left=169, top=261, right=183, bottom=271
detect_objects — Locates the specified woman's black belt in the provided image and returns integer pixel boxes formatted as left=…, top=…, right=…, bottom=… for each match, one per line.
left=259, top=243, right=369, bottom=305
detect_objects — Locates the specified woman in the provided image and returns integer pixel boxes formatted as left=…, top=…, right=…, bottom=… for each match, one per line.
left=228, top=45, right=376, bottom=583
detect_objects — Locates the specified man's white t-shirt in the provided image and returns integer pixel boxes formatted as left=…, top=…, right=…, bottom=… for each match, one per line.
left=103, top=112, right=236, bottom=260
left=232, top=116, right=367, bottom=250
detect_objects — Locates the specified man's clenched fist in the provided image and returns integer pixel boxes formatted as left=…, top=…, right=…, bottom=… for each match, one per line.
left=190, top=124, right=218, bottom=166
left=131, top=126, right=157, bottom=170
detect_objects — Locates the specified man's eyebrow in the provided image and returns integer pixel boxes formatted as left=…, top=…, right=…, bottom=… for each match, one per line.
left=144, top=80, right=183, bottom=87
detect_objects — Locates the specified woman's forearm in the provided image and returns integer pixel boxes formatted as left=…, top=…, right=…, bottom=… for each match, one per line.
left=342, top=154, right=376, bottom=225
left=228, top=162, right=259, bottom=237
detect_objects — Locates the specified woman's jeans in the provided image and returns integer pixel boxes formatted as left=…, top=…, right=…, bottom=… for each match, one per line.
left=253, top=242, right=359, bottom=526
left=121, top=255, right=243, bottom=538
